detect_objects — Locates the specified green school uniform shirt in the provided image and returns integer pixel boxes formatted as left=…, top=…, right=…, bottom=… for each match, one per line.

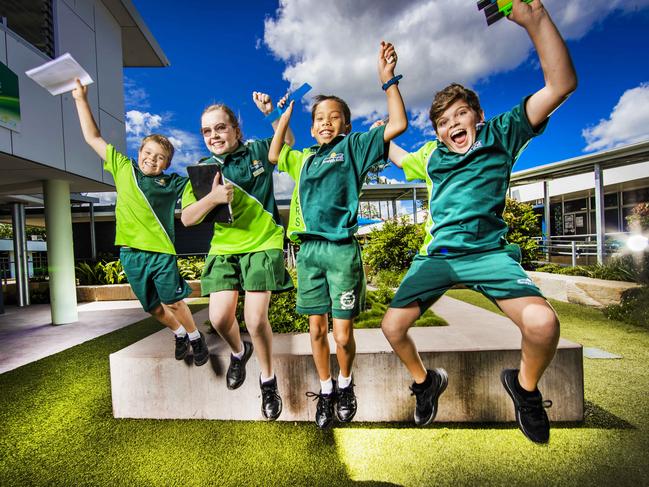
left=402, top=97, right=548, bottom=256
left=278, top=125, right=387, bottom=242
left=181, top=138, right=284, bottom=255
left=104, top=144, right=187, bottom=255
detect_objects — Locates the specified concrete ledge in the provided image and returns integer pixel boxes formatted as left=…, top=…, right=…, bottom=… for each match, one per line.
left=77, top=280, right=202, bottom=302
left=110, top=296, right=583, bottom=422
left=528, top=271, right=640, bottom=308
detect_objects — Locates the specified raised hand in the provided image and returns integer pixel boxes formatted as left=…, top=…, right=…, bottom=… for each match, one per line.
left=71, top=78, right=88, bottom=101
left=252, top=91, right=274, bottom=116
left=508, top=0, right=546, bottom=28
left=378, top=41, right=398, bottom=85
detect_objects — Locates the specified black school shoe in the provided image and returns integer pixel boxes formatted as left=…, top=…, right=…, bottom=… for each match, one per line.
left=226, top=341, right=254, bottom=389
left=409, top=368, right=448, bottom=426
left=501, top=368, right=552, bottom=444
left=174, top=333, right=190, bottom=360
left=260, top=376, right=283, bottom=421
left=306, top=382, right=337, bottom=429
left=335, top=380, right=357, bottom=423
left=189, top=332, right=209, bottom=366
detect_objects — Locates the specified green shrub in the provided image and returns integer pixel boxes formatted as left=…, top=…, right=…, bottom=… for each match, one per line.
left=372, top=269, right=407, bottom=288
left=177, top=256, right=205, bottom=280
left=356, top=287, right=446, bottom=329
left=363, top=218, right=425, bottom=274
left=603, top=286, right=649, bottom=327
left=75, top=260, right=126, bottom=285
left=535, top=255, right=643, bottom=283
left=503, top=197, right=541, bottom=269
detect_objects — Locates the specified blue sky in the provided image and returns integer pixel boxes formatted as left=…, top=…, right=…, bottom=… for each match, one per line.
left=123, top=0, right=649, bottom=203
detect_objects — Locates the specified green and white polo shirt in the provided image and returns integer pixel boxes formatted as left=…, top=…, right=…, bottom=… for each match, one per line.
left=181, top=138, right=284, bottom=255
left=104, top=144, right=187, bottom=255
left=278, top=125, right=387, bottom=242
left=402, top=97, right=548, bottom=256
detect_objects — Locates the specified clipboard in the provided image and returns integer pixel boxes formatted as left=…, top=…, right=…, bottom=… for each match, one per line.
left=186, top=164, right=233, bottom=223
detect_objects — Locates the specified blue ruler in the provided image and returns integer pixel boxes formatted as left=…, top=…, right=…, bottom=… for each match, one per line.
left=265, top=82, right=312, bottom=121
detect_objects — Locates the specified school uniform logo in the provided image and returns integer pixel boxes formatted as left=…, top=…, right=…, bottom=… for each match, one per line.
left=322, top=152, right=345, bottom=164
left=466, top=140, right=483, bottom=155
left=340, top=290, right=356, bottom=310
left=517, top=278, right=534, bottom=286
left=154, top=177, right=168, bottom=187
left=251, top=160, right=265, bottom=177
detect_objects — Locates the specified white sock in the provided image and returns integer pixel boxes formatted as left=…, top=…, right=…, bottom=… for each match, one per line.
left=320, top=377, right=334, bottom=394
left=187, top=329, right=200, bottom=341
left=174, top=325, right=187, bottom=337
left=261, top=373, right=275, bottom=384
left=338, top=373, right=352, bottom=389
left=232, top=344, right=245, bottom=359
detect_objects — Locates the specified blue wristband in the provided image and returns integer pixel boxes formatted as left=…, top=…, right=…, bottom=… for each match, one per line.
left=382, top=74, right=403, bottom=91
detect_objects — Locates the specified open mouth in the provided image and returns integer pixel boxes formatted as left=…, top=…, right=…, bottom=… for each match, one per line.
left=319, top=130, right=334, bottom=138
left=450, top=128, right=467, bottom=146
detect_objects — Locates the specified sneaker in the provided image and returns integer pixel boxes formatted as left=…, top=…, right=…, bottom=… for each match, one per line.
left=260, top=376, right=283, bottom=421
left=501, top=368, right=552, bottom=444
left=226, top=341, right=253, bottom=390
left=335, top=380, right=357, bottom=423
left=174, top=333, right=189, bottom=360
left=189, top=332, right=209, bottom=366
left=306, top=384, right=337, bottom=429
left=410, top=368, right=448, bottom=426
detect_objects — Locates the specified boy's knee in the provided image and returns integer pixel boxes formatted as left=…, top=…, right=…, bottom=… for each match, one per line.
left=333, top=327, right=354, bottom=349
left=244, top=318, right=269, bottom=336
left=309, top=320, right=328, bottom=341
left=209, top=313, right=232, bottom=332
left=522, top=309, right=560, bottom=341
left=149, top=304, right=164, bottom=318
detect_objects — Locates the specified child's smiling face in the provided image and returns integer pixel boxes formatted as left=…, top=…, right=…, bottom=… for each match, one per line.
left=435, top=99, right=484, bottom=154
left=201, top=109, right=241, bottom=156
left=137, top=141, right=170, bottom=176
left=311, top=99, right=351, bottom=145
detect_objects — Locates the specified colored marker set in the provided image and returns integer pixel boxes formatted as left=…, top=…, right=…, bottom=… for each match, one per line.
left=477, top=0, right=533, bottom=26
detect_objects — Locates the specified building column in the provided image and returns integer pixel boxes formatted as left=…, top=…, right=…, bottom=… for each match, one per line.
left=392, top=199, right=398, bottom=220
left=11, top=203, right=30, bottom=307
left=543, top=180, right=551, bottom=261
left=43, top=180, right=78, bottom=324
left=89, top=202, right=97, bottom=261
left=593, top=164, right=606, bottom=264
left=412, top=188, right=417, bottom=224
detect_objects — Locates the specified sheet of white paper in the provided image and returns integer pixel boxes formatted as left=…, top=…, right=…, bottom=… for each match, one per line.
left=25, top=53, right=93, bottom=96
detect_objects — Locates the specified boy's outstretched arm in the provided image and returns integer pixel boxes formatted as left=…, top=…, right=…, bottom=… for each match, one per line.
left=370, top=119, right=409, bottom=168
left=268, top=100, right=294, bottom=165
left=253, top=91, right=296, bottom=146
left=509, top=0, right=577, bottom=128
left=181, top=176, right=234, bottom=226
left=72, top=79, right=107, bottom=159
left=378, top=41, right=408, bottom=142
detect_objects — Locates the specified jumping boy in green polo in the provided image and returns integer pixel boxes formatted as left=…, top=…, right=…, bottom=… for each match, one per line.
left=380, top=0, right=577, bottom=443
left=72, top=79, right=212, bottom=366
left=269, top=41, right=408, bottom=428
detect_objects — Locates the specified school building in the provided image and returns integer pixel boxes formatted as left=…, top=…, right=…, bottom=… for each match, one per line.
left=0, top=0, right=168, bottom=319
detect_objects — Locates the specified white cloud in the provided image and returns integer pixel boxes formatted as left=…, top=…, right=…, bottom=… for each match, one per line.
left=264, top=0, right=649, bottom=129
left=125, top=110, right=162, bottom=138
left=273, top=170, right=295, bottom=200
left=84, top=192, right=117, bottom=205
left=123, top=76, right=150, bottom=109
left=582, top=82, right=649, bottom=152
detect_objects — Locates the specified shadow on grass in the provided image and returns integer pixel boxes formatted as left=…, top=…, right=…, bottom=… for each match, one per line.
left=340, top=399, right=634, bottom=432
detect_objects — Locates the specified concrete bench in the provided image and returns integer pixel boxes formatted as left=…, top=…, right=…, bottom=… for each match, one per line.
left=110, top=296, right=583, bottom=422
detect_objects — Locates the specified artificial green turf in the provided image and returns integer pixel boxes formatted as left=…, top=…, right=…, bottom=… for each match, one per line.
left=1, top=297, right=648, bottom=486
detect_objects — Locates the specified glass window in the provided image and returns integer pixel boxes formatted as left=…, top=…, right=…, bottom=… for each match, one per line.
left=590, top=193, right=618, bottom=209
left=623, top=187, right=649, bottom=206
left=605, top=208, right=619, bottom=232
left=564, top=198, right=588, bottom=213
left=0, top=0, right=54, bottom=58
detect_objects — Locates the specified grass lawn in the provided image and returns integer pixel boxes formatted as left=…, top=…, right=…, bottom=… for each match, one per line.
left=1, top=296, right=648, bottom=486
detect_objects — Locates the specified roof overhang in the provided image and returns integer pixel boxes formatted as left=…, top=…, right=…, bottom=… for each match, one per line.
left=101, top=0, right=170, bottom=67
left=511, top=140, right=649, bottom=186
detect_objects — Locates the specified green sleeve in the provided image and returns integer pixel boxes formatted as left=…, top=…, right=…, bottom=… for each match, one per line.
left=349, top=125, right=388, bottom=175
left=181, top=180, right=197, bottom=209
left=103, top=144, right=131, bottom=177
left=490, top=97, right=549, bottom=167
left=401, top=141, right=436, bottom=181
left=277, top=145, right=305, bottom=181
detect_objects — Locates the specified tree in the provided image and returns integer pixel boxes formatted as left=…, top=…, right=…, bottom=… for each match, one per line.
left=362, top=217, right=425, bottom=273
left=502, top=197, right=542, bottom=269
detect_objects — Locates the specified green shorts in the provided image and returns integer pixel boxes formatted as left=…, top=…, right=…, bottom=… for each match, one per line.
left=120, top=247, right=191, bottom=312
left=296, top=239, right=365, bottom=319
left=391, top=245, right=545, bottom=314
left=201, top=248, right=294, bottom=295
